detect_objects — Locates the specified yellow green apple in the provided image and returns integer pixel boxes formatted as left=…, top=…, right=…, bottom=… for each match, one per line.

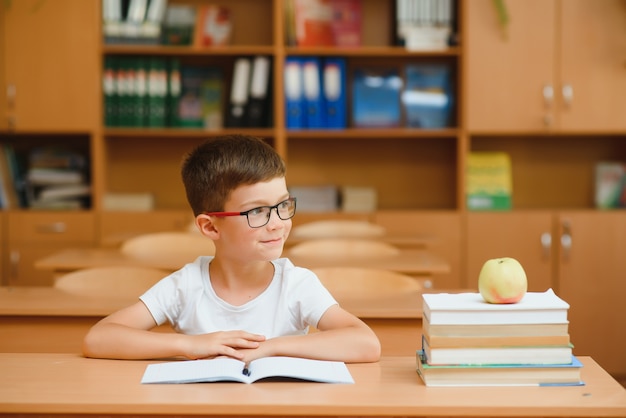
left=478, top=257, right=528, bottom=304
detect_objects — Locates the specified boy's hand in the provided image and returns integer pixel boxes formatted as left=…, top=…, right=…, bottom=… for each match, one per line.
left=184, top=331, right=265, bottom=360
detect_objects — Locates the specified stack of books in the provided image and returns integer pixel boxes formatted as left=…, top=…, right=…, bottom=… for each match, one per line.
left=417, top=289, right=584, bottom=387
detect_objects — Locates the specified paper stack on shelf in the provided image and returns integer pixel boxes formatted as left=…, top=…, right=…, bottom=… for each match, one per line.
left=417, top=289, right=584, bottom=387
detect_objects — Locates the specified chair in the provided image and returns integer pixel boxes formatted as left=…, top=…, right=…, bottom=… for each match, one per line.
left=286, top=238, right=400, bottom=258
left=54, top=266, right=168, bottom=298
left=120, top=231, right=215, bottom=269
left=311, top=266, right=424, bottom=299
left=290, top=220, right=386, bottom=240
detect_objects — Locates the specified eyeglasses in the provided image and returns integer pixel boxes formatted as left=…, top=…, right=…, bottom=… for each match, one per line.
left=205, top=197, right=297, bottom=228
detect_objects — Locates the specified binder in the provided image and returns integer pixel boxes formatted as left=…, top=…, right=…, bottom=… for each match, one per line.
left=226, top=57, right=251, bottom=127
left=133, top=58, right=148, bottom=127
left=323, top=57, right=346, bottom=129
left=167, top=58, right=181, bottom=127
left=284, top=56, right=305, bottom=129
left=246, top=56, right=272, bottom=128
left=103, top=56, right=118, bottom=127
left=147, top=57, right=167, bottom=127
left=302, top=56, right=324, bottom=128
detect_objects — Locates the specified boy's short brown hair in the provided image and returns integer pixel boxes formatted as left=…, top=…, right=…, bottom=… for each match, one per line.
left=181, top=135, right=286, bottom=216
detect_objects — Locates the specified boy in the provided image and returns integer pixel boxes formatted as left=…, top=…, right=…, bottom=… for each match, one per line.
left=82, top=134, right=381, bottom=364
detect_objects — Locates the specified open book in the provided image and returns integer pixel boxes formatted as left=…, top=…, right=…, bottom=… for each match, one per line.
left=141, top=356, right=354, bottom=384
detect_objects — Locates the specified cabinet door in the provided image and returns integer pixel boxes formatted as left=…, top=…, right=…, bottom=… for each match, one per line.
left=559, top=0, right=626, bottom=131
left=466, top=0, right=557, bottom=131
left=1, top=0, right=98, bottom=131
left=466, top=212, right=554, bottom=292
left=6, top=212, right=96, bottom=286
left=556, top=212, right=626, bottom=377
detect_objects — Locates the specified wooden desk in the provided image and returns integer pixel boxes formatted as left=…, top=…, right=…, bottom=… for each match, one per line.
left=0, top=353, right=624, bottom=417
left=0, top=286, right=427, bottom=356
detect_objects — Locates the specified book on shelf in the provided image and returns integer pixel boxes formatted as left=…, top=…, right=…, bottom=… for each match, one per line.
left=226, top=58, right=252, bottom=128
left=416, top=350, right=584, bottom=387
left=466, top=151, right=513, bottom=211
left=141, top=356, right=354, bottom=384
left=341, top=186, right=377, bottom=212
left=284, top=57, right=305, bottom=129
left=402, top=63, right=453, bottom=129
left=178, top=66, right=223, bottom=129
left=423, top=318, right=570, bottom=339
left=394, top=0, right=454, bottom=50
left=422, top=335, right=574, bottom=366
left=194, top=5, right=232, bottom=47
left=302, top=56, right=325, bottom=129
left=103, top=192, right=155, bottom=211
left=352, top=67, right=402, bottom=128
left=323, top=57, right=347, bottom=129
left=288, top=185, right=339, bottom=212
left=162, top=5, right=196, bottom=46
left=423, top=331, right=571, bottom=349
left=166, top=58, right=182, bottom=127
left=422, top=289, right=570, bottom=325
left=246, top=56, right=272, bottom=128
left=594, top=161, right=626, bottom=209
left=291, top=0, right=362, bottom=47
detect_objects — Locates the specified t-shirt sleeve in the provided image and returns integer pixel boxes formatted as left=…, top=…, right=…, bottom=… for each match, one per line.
left=287, top=265, right=338, bottom=328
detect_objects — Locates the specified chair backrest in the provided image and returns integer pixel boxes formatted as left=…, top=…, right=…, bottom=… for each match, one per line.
left=290, top=220, right=386, bottom=240
left=120, top=231, right=215, bottom=269
left=311, top=267, right=423, bottom=299
left=54, top=266, right=168, bottom=298
left=287, top=238, right=399, bottom=258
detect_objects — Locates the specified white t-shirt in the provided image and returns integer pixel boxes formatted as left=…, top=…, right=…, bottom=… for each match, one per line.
left=140, top=256, right=337, bottom=337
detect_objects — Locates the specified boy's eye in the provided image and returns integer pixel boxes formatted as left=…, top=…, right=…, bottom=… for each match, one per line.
left=279, top=200, right=290, bottom=209
left=248, top=207, right=266, bottom=216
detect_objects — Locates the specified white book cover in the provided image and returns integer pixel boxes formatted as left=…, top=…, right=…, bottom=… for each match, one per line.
left=422, top=289, right=569, bottom=325
left=141, top=356, right=354, bottom=384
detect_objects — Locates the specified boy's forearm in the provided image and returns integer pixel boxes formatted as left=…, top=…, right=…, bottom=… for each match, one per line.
left=263, top=326, right=381, bottom=363
left=82, top=323, right=187, bottom=360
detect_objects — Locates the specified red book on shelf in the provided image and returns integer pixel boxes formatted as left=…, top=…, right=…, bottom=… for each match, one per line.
left=294, top=0, right=334, bottom=46
left=194, top=5, right=232, bottom=47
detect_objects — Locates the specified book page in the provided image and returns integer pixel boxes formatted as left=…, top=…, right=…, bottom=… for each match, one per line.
left=249, top=357, right=354, bottom=383
left=142, top=358, right=247, bottom=384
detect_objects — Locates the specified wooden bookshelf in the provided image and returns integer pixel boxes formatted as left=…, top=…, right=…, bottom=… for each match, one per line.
left=0, top=0, right=625, bottom=377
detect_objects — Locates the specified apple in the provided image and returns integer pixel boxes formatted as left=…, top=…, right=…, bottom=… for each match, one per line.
left=478, top=257, right=528, bottom=304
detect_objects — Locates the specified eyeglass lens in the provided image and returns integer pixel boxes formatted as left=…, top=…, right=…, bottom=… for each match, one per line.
left=247, top=199, right=296, bottom=228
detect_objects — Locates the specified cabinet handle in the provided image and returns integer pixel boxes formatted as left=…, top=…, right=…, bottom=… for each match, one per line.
left=540, top=232, right=551, bottom=260
left=562, top=84, right=573, bottom=108
left=560, top=220, right=572, bottom=262
left=543, top=84, right=554, bottom=108
left=36, top=222, right=67, bottom=234
left=9, top=250, right=20, bottom=281
left=6, top=84, right=16, bottom=108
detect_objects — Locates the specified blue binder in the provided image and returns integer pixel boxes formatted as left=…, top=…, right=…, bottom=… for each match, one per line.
left=302, top=57, right=325, bottom=129
left=323, top=58, right=346, bottom=129
left=284, top=57, right=305, bottom=129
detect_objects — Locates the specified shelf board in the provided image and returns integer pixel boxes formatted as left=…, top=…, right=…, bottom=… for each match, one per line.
left=102, top=45, right=276, bottom=56
left=287, top=128, right=460, bottom=139
left=103, top=128, right=276, bottom=138
left=285, top=46, right=461, bottom=57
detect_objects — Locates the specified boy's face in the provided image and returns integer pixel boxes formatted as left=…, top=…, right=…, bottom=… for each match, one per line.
left=216, top=176, right=292, bottom=262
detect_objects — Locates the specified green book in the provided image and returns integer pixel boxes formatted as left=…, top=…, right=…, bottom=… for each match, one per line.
left=167, top=58, right=181, bottom=127
left=103, top=56, right=118, bottom=127
left=466, top=152, right=512, bottom=211
left=133, top=58, right=148, bottom=127
left=147, top=58, right=167, bottom=127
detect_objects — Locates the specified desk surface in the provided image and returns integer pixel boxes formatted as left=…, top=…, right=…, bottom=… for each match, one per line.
left=35, top=248, right=450, bottom=276
left=0, top=354, right=624, bottom=417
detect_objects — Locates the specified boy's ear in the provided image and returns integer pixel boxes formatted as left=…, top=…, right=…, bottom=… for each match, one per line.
left=195, top=214, right=220, bottom=238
